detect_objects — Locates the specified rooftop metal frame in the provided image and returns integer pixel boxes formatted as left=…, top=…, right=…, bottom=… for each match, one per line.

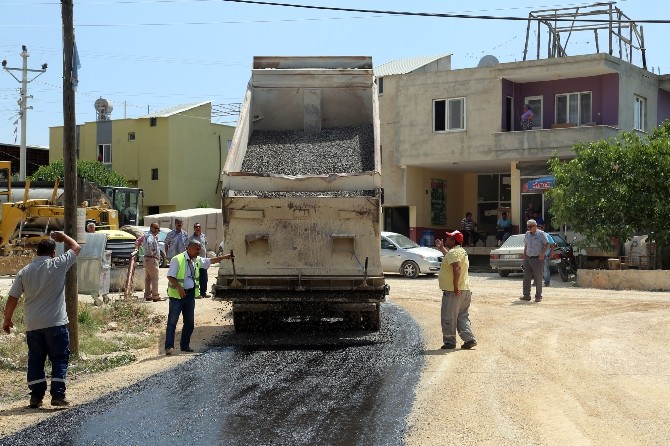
left=523, top=2, right=646, bottom=70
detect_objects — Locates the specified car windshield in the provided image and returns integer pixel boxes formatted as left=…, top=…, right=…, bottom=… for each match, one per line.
left=550, top=233, right=569, bottom=248
left=386, top=233, right=420, bottom=249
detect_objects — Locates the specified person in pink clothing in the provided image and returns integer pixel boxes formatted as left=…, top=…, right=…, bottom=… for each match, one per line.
left=520, top=104, right=534, bottom=130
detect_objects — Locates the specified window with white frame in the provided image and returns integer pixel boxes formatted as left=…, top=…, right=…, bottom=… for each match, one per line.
left=433, top=98, right=466, bottom=132
left=524, top=96, right=543, bottom=129
left=555, top=92, right=591, bottom=125
left=97, top=144, right=112, bottom=167
left=634, top=95, right=646, bottom=131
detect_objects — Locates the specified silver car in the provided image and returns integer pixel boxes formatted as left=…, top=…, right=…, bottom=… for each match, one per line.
left=381, top=231, right=443, bottom=278
left=120, top=225, right=170, bottom=267
left=489, top=233, right=569, bottom=277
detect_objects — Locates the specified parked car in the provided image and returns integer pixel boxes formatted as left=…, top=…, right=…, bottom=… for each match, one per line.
left=120, top=225, right=170, bottom=267
left=381, top=231, right=443, bottom=278
left=489, top=232, right=570, bottom=277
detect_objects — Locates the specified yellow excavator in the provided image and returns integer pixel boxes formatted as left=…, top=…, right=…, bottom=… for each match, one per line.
left=0, top=161, right=120, bottom=274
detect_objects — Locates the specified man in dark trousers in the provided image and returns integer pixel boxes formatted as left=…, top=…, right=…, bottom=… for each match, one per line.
left=2, top=231, right=81, bottom=408
left=521, top=219, right=550, bottom=302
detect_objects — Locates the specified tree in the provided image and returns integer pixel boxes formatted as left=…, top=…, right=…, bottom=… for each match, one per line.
left=29, top=159, right=129, bottom=187
left=547, top=120, right=670, bottom=254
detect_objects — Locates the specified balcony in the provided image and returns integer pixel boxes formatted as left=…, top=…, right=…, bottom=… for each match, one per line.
left=493, top=125, right=621, bottom=159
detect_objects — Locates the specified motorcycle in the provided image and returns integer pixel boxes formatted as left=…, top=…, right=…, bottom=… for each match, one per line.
left=558, top=244, right=578, bottom=282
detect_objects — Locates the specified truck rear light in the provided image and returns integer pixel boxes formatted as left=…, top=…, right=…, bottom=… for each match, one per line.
left=490, top=253, right=499, bottom=260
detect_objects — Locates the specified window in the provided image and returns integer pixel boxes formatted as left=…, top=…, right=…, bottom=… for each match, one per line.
left=433, top=98, right=465, bottom=132
left=524, top=96, right=543, bottom=129
left=128, top=132, right=136, bottom=141
left=634, top=95, right=646, bottom=131
left=377, top=77, right=384, bottom=95
left=150, top=117, right=157, bottom=127
left=151, top=168, right=158, bottom=180
left=555, top=92, right=591, bottom=125
left=430, top=179, right=446, bottom=225
left=97, top=144, right=112, bottom=167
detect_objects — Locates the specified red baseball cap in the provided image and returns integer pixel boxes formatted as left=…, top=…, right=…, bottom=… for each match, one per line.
left=445, top=230, right=464, bottom=244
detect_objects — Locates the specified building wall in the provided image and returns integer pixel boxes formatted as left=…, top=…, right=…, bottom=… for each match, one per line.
left=394, top=65, right=502, bottom=167
left=617, top=62, right=659, bottom=132
left=379, top=74, right=406, bottom=206
left=514, top=73, right=619, bottom=128
left=658, top=89, right=670, bottom=125
left=167, top=105, right=233, bottom=211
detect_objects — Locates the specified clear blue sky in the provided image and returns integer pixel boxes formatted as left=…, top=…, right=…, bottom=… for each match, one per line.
left=1, top=0, right=668, bottom=149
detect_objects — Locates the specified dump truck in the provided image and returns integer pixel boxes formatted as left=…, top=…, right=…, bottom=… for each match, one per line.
left=214, top=56, right=388, bottom=331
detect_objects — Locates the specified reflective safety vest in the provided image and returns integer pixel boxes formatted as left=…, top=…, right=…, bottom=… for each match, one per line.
left=166, top=252, right=201, bottom=299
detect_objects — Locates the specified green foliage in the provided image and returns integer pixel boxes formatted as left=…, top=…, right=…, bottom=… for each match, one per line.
left=197, top=200, right=210, bottom=208
left=548, top=120, right=670, bottom=250
left=0, top=298, right=162, bottom=372
left=29, top=159, right=129, bottom=187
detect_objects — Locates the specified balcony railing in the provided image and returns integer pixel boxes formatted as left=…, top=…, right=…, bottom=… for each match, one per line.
left=494, top=124, right=620, bottom=157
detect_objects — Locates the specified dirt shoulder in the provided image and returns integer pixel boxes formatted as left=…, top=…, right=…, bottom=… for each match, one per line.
left=0, top=266, right=232, bottom=437
left=2, top=270, right=670, bottom=445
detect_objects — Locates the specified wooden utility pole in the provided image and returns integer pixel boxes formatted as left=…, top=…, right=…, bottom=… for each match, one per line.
left=61, top=0, right=79, bottom=354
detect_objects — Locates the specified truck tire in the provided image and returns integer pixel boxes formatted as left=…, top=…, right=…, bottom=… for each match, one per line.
left=233, top=311, right=251, bottom=332
left=361, top=304, right=381, bottom=331
left=498, top=270, right=510, bottom=277
left=558, top=263, right=569, bottom=282
left=159, top=251, right=167, bottom=268
left=401, top=260, right=420, bottom=279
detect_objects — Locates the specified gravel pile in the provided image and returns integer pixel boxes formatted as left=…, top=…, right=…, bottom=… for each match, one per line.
left=236, top=125, right=375, bottom=197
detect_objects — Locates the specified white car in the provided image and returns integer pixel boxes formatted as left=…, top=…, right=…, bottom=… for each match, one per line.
left=381, top=231, right=443, bottom=278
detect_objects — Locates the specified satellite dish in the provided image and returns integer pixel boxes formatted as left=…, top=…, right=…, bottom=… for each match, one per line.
left=477, top=55, right=499, bottom=68
left=94, top=97, right=113, bottom=120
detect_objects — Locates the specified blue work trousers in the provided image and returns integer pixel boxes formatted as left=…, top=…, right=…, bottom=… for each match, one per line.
left=543, top=257, right=552, bottom=285
left=26, top=325, right=70, bottom=398
left=199, top=267, right=208, bottom=297
left=165, top=288, right=196, bottom=350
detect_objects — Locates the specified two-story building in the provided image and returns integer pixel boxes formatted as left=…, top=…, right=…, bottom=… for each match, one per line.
left=377, top=52, right=670, bottom=245
left=49, top=101, right=235, bottom=219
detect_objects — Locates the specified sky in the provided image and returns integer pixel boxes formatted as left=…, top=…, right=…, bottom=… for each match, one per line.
left=1, top=0, right=669, bottom=150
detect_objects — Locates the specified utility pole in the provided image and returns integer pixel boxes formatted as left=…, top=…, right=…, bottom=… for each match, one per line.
left=62, top=0, right=79, bottom=354
left=1, top=47, right=47, bottom=181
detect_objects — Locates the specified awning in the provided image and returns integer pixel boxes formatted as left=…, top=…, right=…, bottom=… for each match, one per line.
left=523, top=175, right=555, bottom=192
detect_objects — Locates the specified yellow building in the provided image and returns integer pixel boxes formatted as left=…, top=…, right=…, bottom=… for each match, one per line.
left=49, top=102, right=234, bottom=219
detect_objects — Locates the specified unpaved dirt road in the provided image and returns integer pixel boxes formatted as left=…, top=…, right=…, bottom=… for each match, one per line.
left=396, top=273, right=670, bottom=446
left=1, top=269, right=669, bottom=445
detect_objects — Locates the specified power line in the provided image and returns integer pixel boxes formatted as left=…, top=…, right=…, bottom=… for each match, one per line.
left=219, top=0, right=670, bottom=24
